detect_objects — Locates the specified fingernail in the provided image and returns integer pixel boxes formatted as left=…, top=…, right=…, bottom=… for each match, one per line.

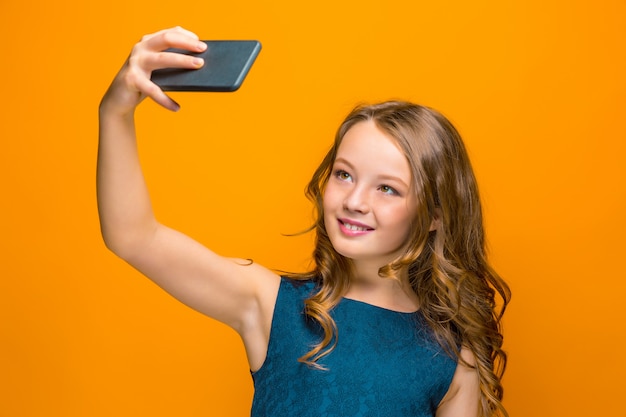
left=193, top=57, right=204, bottom=67
left=198, top=42, right=207, bottom=50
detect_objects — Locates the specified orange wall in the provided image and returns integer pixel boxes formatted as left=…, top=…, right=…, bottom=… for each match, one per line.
left=1, top=1, right=624, bottom=416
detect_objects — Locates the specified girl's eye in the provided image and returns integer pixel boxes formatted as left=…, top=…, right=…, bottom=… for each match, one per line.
left=379, top=185, right=398, bottom=195
left=335, top=170, right=352, bottom=181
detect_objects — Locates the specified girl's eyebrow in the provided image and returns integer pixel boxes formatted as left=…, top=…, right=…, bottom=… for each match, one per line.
left=333, top=157, right=354, bottom=169
left=333, top=157, right=410, bottom=189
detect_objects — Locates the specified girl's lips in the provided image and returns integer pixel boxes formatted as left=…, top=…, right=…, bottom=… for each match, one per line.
left=338, top=218, right=374, bottom=236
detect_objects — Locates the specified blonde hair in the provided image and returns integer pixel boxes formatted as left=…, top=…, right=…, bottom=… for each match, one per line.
left=291, top=101, right=511, bottom=416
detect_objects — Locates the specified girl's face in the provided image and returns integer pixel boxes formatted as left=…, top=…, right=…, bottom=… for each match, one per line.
left=323, top=120, right=418, bottom=269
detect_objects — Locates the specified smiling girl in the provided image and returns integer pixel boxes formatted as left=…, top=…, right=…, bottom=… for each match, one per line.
left=98, top=27, right=510, bottom=417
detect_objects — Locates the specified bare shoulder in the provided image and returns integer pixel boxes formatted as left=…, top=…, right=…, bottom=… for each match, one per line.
left=436, top=347, right=481, bottom=417
left=227, top=257, right=282, bottom=315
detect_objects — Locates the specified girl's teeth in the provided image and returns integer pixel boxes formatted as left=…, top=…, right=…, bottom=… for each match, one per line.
left=345, top=223, right=367, bottom=231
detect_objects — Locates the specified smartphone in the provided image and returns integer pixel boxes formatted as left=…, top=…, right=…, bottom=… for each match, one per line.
left=151, top=40, right=261, bottom=92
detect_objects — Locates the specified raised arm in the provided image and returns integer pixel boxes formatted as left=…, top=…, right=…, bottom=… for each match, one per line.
left=97, top=27, right=280, bottom=370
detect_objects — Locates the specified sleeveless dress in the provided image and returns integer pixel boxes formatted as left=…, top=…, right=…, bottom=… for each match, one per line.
left=251, top=277, right=457, bottom=417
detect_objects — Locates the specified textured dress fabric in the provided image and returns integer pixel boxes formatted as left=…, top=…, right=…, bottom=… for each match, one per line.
left=251, top=277, right=457, bottom=417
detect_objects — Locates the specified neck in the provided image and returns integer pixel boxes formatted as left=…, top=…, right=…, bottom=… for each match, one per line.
left=345, top=261, right=419, bottom=313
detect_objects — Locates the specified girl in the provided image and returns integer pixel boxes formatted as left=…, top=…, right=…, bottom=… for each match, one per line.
left=98, top=27, right=510, bottom=417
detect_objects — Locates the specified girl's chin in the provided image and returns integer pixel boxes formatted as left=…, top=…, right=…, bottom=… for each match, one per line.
left=332, top=248, right=396, bottom=269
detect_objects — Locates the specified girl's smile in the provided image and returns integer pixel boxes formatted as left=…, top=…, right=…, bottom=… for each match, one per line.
left=338, top=218, right=374, bottom=235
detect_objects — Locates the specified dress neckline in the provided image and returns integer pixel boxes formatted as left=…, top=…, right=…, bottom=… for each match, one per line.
left=341, top=295, right=420, bottom=315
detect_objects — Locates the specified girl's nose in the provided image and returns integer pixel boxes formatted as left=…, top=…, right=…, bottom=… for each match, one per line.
left=343, top=186, right=370, bottom=214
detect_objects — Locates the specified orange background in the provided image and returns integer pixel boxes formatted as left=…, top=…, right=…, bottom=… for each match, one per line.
left=1, top=1, right=625, bottom=416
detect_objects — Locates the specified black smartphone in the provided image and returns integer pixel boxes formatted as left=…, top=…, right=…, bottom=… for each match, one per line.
left=151, top=40, right=261, bottom=92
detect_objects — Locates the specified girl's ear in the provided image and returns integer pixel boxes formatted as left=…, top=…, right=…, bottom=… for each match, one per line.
left=429, top=208, right=442, bottom=231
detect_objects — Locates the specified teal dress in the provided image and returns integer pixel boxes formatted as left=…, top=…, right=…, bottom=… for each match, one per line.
left=251, top=277, right=457, bottom=417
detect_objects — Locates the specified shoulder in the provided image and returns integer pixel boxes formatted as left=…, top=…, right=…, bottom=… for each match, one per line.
left=436, top=347, right=480, bottom=417
left=279, top=275, right=318, bottom=297
left=267, top=276, right=318, bottom=314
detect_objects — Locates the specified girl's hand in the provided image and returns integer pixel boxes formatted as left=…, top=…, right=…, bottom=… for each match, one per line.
left=100, top=26, right=207, bottom=115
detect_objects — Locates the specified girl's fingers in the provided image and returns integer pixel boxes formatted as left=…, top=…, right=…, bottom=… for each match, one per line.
left=129, top=26, right=206, bottom=84
left=143, top=26, right=200, bottom=43
left=125, top=50, right=203, bottom=110
left=140, top=26, right=206, bottom=57
left=134, top=75, right=180, bottom=111
left=104, top=27, right=205, bottom=112
left=142, top=50, right=205, bottom=73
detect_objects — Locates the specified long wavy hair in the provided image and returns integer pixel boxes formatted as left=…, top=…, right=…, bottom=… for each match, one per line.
left=291, top=101, right=511, bottom=417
